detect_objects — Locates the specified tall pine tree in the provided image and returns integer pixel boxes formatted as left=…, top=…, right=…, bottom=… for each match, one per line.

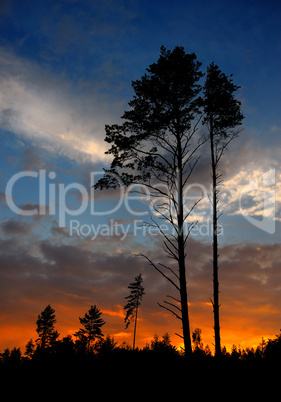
left=203, top=63, right=244, bottom=357
left=95, top=46, right=204, bottom=357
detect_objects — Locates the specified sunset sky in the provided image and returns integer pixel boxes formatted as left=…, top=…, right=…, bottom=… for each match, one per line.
left=0, top=0, right=281, bottom=353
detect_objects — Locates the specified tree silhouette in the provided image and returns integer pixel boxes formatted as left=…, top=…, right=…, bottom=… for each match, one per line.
left=75, top=305, right=105, bottom=351
left=0, top=347, right=22, bottom=366
left=24, top=338, right=35, bottom=359
left=192, top=328, right=206, bottom=359
left=95, top=46, right=204, bottom=357
left=202, top=63, right=244, bottom=357
left=35, top=304, right=59, bottom=349
left=149, top=333, right=177, bottom=353
left=192, top=328, right=203, bottom=350
left=124, top=273, right=145, bottom=349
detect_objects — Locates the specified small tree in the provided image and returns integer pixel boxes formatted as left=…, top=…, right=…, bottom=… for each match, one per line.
left=0, top=347, right=22, bottom=366
left=150, top=332, right=177, bottom=353
left=97, top=335, right=118, bottom=357
left=36, top=304, right=59, bottom=349
left=192, top=328, right=203, bottom=351
left=124, top=273, right=145, bottom=349
left=75, top=305, right=105, bottom=351
left=25, top=338, right=35, bottom=359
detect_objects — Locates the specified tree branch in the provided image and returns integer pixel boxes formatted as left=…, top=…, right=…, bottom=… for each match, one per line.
left=166, top=295, right=181, bottom=303
left=163, top=300, right=182, bottom=312
left=157, top=302, right=182, bottom=321
left=136, top=254, right=180, bottom=292
left=158, top=263, right=179, bottom=280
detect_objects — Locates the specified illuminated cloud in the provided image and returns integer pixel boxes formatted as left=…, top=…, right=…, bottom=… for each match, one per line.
left=0, top=49, right=114, bottom=163
left=0, top=223, right=280, bottom=352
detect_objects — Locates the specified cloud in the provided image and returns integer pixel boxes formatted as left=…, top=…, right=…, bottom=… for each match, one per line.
left=51, top=221, right=70, bottom=238
left=0, top=222, right=281, bottom=351
left=221, top=166, right=281, bottom=224
left=0, top=48, right=117, bottom=163
left=0, top=217, right=35, bottom=236
left=180, top=135, right=281, bottom=230
left=21, top=146, right=48, bottom=170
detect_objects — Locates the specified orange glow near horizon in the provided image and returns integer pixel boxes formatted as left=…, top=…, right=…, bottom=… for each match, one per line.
left=0, top=301, right=278, bottom=354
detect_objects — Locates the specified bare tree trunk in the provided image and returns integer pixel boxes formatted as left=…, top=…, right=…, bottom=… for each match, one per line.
left=210, top=120, right=221, bottom=358
left=177, top=136, right=192, bottom=358
left=178, top=232, right=192, bottom=357
left=133, top=297, right=139, bottom=350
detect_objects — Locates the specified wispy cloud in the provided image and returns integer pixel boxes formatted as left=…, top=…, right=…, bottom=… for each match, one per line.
left=0, top=48, right=117, bottom=163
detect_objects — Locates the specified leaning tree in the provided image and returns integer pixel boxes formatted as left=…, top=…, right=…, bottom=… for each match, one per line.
left=124, top=273, right=145, bottom=350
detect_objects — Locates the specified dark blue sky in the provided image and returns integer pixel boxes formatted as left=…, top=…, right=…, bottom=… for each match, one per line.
left=1, top=0, right=280, bottom=130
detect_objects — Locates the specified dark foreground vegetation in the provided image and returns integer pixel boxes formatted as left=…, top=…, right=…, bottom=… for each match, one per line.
left=1, top=331, right=281, bottom=372
left=1, top=304, right=281, bottom=375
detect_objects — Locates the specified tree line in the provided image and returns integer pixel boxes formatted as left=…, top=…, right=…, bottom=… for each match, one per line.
left=1, top=303, right=281, bottom=369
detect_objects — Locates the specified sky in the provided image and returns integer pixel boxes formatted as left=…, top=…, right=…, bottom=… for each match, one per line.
left=0, top=0, right=281, bottom=353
